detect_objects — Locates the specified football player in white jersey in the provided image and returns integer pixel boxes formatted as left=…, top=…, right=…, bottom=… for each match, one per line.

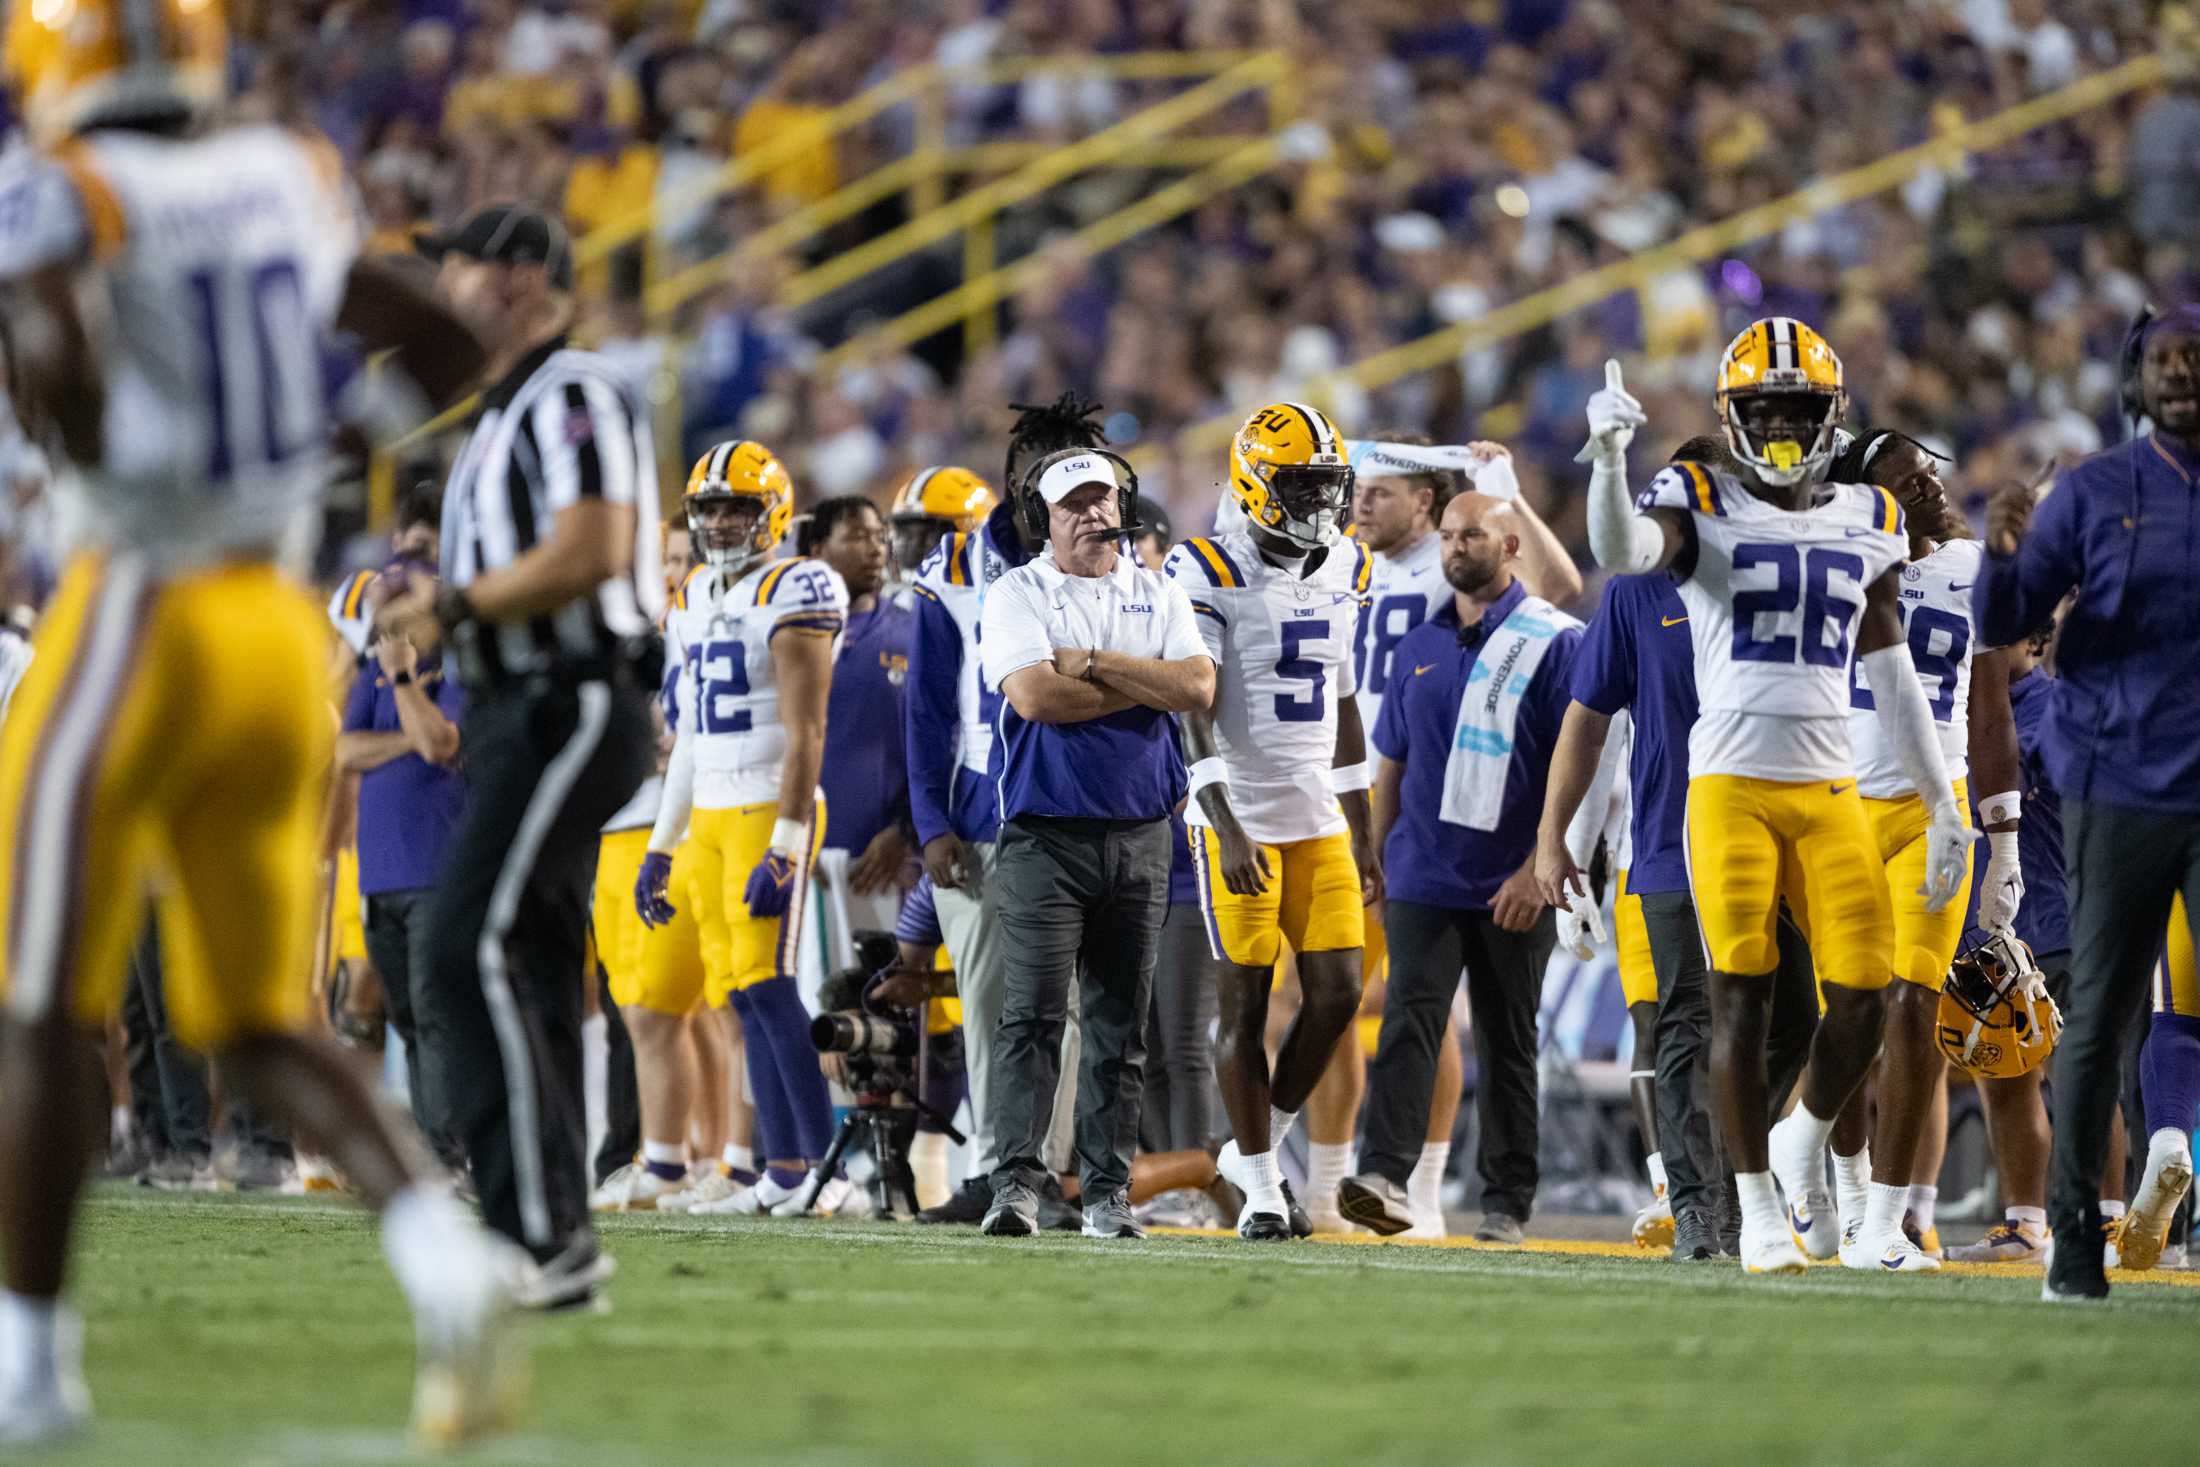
left=639, top=440, right=850, bottom=1217
left=1582, top=320, right=1971, bottom=1276
left=1166, top=402, right=1379, bottom=1240
left=1809, top=428, right=2023, bottom=1268
left=0, top=0, right=524, bottom=1445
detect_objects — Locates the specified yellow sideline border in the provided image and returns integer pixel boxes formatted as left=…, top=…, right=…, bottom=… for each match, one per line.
left=1146, top=1227, right=2200, bottom=1288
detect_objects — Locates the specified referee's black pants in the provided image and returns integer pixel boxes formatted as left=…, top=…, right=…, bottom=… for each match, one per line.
left=417, top=677, right=650, bottom=1261
left=2050, top=799, right=2200, bottom=1255
left=1363, top=901, right=1555, bottom=1222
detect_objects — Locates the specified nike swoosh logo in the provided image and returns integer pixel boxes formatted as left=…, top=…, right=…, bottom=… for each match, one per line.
left=1790, top=1205, right=1813, bottom=1233
left=1414, top=663, right=1436, bottom=676
left=1880, top=1250, right=1907, bottom=1270
left=1660, top=615, right=1688, bottom=627
left=1843, top=527, right=1876, bottom=538
left=1829, top=783, right=1852, bottom=796
left=1948, top=582, right=1973, bottom=593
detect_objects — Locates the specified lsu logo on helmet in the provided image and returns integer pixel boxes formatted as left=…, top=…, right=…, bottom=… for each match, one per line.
left=889, top=465, right=995, bottom=571
left=1936, top=931, right=2060, bottom=1080
left=685, top=440, right=793, bottom=572
left=5, top=0, right=226, bottom=145
left=1230, top=401, right=1353, bottom=552
left=1715, top=317, right=1847, bottom=487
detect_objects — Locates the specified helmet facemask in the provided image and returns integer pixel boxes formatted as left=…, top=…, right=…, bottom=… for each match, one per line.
left=1722, top=388, right=1843, bottom=487
left=889, top=513, right=954, bottom=574
left=688, top=492, right=766, bottom=573
left=1260, top=460, right=1355, bottom=551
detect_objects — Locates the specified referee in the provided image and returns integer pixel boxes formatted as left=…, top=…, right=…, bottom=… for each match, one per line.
left=974, top=450, right=1214, bottom=1238
left=379, top=203, right=661, bottom=1300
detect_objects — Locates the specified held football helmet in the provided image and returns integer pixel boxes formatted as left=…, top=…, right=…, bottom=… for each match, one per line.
left=1229, top=401, right=1354, bottom=552
left=888, top=465, right=995, bottom=572
left=5, top=0, right=226, bottom=145
left=684, top=440, right=792, bottom=574
left=1936, top=930, right=2061, bottom=1080
left=1715, top=317, right=1847, bottom=488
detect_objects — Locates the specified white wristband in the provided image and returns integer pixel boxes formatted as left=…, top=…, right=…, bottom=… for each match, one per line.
left=1188, top=757, right=1230, bottom=798
left=1331, top=761, right=1371, bottom=793
left=1979, top=790, right=2022, bottom=826
left=769, top=817, right=808, bottom=856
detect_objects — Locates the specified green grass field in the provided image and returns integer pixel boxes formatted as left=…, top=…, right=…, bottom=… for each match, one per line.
left=36, top=1186, right=2200, bottom=1465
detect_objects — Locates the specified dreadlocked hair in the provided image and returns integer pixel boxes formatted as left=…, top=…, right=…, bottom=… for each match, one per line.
left=1826, top=428, right=1945, bottom=489
left=1004, top=392, right=1107, bottom=491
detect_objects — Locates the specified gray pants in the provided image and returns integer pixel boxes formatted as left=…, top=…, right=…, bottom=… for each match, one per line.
left=2052, top=798, right=2200, bottom=1238
left=988, top=815, right=1169, bottom=1201
left=934, top=839, right=1079, bottom=1173
left=1639, top=889, right=1818, bottom=1216
left=1140, top=902, right=1219, bottom=1152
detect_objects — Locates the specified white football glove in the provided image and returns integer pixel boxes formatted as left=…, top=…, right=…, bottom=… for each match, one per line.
left=1555, top=890, right=1608, bottom=963
left=1919, top=813, right=1980, bottom=913
left=1578, top=359, right=1645, bottom=465
left=1977, top=829, right=2024, bottom=934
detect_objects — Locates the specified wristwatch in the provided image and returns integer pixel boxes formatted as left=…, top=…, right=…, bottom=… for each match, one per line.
left=1081, top=649, right=1098, bottom=682
left=391, top=670, right=414, bottom=687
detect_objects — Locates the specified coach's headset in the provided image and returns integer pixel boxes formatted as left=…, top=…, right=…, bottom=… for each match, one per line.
left=1011, top=446, right=1145, bottom=545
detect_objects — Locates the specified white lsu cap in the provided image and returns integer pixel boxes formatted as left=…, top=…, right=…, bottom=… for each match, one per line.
left=1034, top=453, right=1119, bottom=505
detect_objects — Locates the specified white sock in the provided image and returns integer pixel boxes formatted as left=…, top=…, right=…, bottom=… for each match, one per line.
left=110, top=1106, right=130, bottom=1147
left=1, top=1291, right=61, bottom=1389
left=723, top=1143, right=755, bottom=1174
left=1863, top=1181, right=1909, bottom=1243
left=2008, top=1205, right=2047, bottom=1234
left=2149, top=1126, right=2194, bottom=1165
left=381, top=1185, right=477, bottom=1309
left=1409, top=1142, right=1451, bottom=1226
left=1780, top=1100, right=1836, bottom=1157
left=2100, top=1197, right=2128, bottom=1221
left=1269, top=1106, right=1298, bottom=1150
left=641, top=1139, right=685, bottom=1171
left=1646, top=1151, right=1668, bottom=1199
left=1238, top=1148, right=1286, bottom=1212
left=1734, top=1171, right=1785, bottom=1237
left=909, top=1131, right=951, bottom=1211
left=1831, top=1147, right=1871, bottom=1226
left=1907, top=1183, right=1938, bottom=1234
left=581, top=1012, right=609, bottom=1172
left=1307, top=1142, right=1352, bottom=1215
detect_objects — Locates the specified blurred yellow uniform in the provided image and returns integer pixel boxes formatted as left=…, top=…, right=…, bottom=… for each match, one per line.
left=1613, top=868, right=1657, bottom=1007
left=330, top=843, right=368, bottom=967
left=0, top=557, right=331, bottom=1049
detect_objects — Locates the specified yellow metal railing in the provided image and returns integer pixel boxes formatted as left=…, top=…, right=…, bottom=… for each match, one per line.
left=1150, top=50, right=2176, bottom=470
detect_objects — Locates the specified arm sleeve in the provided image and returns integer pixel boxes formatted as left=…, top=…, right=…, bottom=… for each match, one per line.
left=1863, top=643, right=1960, bottom=823
left=1587, top=457, right=1670, bottom=573
left=978, top=576, right=1051, bottom=689
left=1975, top=471, right=2083, bottom=648
left=648, top=730, right=695, bottom=851
left=904, top=587, right=965, bottom=848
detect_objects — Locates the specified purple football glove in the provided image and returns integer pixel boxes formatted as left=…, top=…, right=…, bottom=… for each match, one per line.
left=635, top=850, right=677, bottom=928
left=744, top=849, right=800, bottom=918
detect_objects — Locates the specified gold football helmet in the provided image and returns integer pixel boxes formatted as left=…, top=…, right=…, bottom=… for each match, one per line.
left=684, top=440, right=792, bottom=573
left=1229, top=401, right=1353, bottom=551
left=1936, top=931, right=2061, bottom=1080
left=889, top=465, right=995, bottom=571
left=1715, top=317, right=1847, bottom=487
left=5, top=0, right=226, bottom=145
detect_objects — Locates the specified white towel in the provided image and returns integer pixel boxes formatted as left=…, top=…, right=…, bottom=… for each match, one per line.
left=1344, top=440, right=1518, bottom=500
left=1440, top=594, right=1581, bottom=831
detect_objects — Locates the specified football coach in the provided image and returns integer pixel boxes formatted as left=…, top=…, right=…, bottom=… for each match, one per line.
left=974, top=449, right=1215, bottom=1240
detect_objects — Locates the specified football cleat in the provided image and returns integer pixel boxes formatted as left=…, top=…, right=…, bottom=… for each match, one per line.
left=1738, top=1218, right=1810, bottom=1276
left=1280, top=1180, right=1314, bottom=1239
left=1632, top=1189, right=1676, bottom=1250
left=715, top=1171, right=803, bottom=1216
left=2118, top=1131, right=2195, bottom=1272
left=781, top=1174, right=853, bottom=1218
left=1902, top=1211, right=1944, bottom=1261
left=2040, top=1233, right=2111, bottom=1302
left=1946, top=1221, right=2048, bottom=1265
left=1767, top=1111, right=1838, bottom=1260
left=1842, top=1228, right=1939, bottom=1273
left=658, top=1169, right=743, bottom=1215
left=1670, top=1206, right=1720, bottom=1262
left=1236, top=1203, right=1293, bottom=1241
left=1337, top=1173, right=1415, bottom=1237
left=0, top=1304, right=91, bottom=1446
left=589, top=1163, right=691, bottom=1213
left=411, top=1236, right=531, bottom=1449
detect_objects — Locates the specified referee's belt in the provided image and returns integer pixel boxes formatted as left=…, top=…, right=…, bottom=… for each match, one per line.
left=452, top=627, right=662, bottom=696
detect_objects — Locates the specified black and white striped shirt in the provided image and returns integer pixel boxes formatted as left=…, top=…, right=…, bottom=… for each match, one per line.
left=439, top=335, right=665, bottom=681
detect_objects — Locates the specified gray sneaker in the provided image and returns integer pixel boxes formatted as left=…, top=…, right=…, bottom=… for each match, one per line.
left=1473, top=1212, right=1526, bottom=1246
left=1337, top=1173, right=1414, bottom=1236
left=1670, top=1205, right=1719, bottom=1261
left=1081, top=1190, right=1144, bottom=1239
left=982, top=1181, right=1039, bottom=1237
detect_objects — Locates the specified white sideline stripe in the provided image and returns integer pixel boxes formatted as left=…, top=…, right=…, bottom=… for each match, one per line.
left=479, top=679, right=612, bottom=1247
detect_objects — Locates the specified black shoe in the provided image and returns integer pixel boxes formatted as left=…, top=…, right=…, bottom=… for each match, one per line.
left=1337, top=1174, right=1415, bottom=1237
left=1036, top=1175, right=1082, bottom=1232
left=520, top=1233, right=615, bottom=1314
left=982, top=1181, right=1039, bottom=1237
left=1670, top=1206, right=1719, bottom=1262
left=1280, top=1179, right=1312, bottom=1239
left=2042, top=1227, right=2110, bottom=1302
left=916, top=1175, right=992, bottom=1226
left=1238, top=1207, right=1293, bottom=1241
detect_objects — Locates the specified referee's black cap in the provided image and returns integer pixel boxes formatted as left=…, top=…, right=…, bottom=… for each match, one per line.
left=416, top=203, right=574, bottom=292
